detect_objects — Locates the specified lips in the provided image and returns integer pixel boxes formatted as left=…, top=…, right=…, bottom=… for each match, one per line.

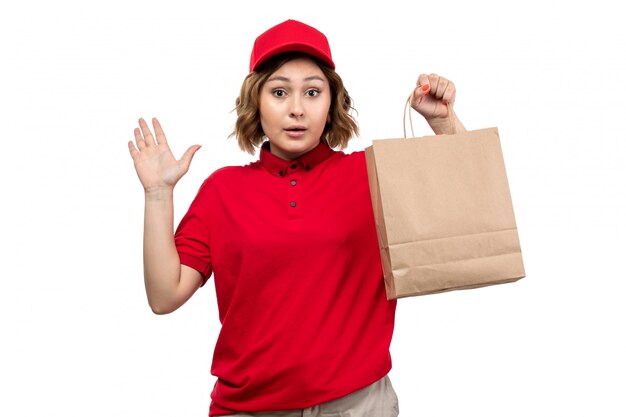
left=285, top=125, right=306, bottom=132
left=284, top=125, right=307, bottom=137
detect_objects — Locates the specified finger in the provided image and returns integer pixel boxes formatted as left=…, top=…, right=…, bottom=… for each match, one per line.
left=128, top=140, right=139, bottom=159
left=428, top=74, right=440, bottom=97
left=442, top=80, right=456, bottom=106
left=412, top=74, right=431, bottom=105
left=134, top=127, right=146, bottom=150
left=138, top=118, right=156, bottom=147
left=179, top=145, right=202, bottom=172
left=152, top=117, right=168, bottom=145
left=416, top=73, right=430, bottom=89
left=412, top=82, right=431, bottom=103
left=433, top=77, right=449, bottom=99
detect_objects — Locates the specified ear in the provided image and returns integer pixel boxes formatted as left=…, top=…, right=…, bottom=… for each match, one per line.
left=326, top=113, right=331, bottom=124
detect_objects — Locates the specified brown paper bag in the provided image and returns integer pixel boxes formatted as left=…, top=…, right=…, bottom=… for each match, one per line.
left=364, top=106, right=525, bottom=299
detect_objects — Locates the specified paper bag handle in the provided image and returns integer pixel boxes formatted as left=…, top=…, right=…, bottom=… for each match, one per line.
left=403, top=93, right=457, bottom=139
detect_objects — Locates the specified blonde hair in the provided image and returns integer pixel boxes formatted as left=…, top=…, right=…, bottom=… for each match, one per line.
left=230, top=53, right=359, bottom=155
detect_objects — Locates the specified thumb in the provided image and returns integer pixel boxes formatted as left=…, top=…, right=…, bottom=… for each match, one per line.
left=412, top=74, right=431, bottom=104
left=417, top=73, right=430, bottom=87
left=411, top=84, right=431, bottom=111
left=412, top=83, right=431, bottom=102
left=180, top=144, right=202, bottom=171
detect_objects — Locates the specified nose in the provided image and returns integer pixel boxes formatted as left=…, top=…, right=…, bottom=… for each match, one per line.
left=289, top=95, right=304, bottom=118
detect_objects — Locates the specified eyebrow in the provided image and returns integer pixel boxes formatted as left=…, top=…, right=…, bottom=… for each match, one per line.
left=266, top=75, right=326, bottom=83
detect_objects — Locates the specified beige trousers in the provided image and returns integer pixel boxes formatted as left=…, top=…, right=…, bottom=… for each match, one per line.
left=226, top=375, right=399, bottom=417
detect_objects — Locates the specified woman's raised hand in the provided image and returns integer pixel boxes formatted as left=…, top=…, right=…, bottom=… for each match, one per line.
left=128, top=118, right=201, bottom=192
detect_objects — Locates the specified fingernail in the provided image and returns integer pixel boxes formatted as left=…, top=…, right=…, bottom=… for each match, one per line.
left=421, top=84, right=430, bottom=91
left=442, top=99, right=448, bottom=105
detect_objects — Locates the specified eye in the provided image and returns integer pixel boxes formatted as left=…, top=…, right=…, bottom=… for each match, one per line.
left=272, top=89, right=287, bottom=97
left=305, top=89, right=320, bottom=97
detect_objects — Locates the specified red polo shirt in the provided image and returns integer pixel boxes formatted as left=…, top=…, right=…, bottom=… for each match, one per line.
left=174, top=141, right=396, bottom=416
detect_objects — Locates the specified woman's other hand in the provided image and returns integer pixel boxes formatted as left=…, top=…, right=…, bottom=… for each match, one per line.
left=410, top=74, right=465, bottom=134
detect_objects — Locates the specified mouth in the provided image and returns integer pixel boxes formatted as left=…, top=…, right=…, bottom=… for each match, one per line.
left=284, top=126, right=307, bottom=137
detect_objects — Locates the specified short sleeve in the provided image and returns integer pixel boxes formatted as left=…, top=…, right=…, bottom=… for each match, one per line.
left=174, top=177, right=215, bottom=286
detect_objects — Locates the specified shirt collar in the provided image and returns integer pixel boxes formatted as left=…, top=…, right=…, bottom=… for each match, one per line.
left=259, top=140, right=335, bottom=177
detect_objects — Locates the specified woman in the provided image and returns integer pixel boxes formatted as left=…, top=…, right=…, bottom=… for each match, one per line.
left=128, top=19, right=465, bottom=417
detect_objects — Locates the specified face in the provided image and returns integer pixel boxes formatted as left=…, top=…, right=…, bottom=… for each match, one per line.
left=259, top=56, right=331, bottom=161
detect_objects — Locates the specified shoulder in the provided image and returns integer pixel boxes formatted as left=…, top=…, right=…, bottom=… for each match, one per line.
left=333, top=148, right=366, bottom=167
left=205, top=160, right=262, bottom=182
left=344, top=149, right=365, bottom=159
left=194, top=161, right=261, bottom=196
left=319, top=149, right=367, bottom=181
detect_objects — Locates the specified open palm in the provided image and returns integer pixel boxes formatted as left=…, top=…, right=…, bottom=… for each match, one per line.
left=128, top=118, right=200, bottom=192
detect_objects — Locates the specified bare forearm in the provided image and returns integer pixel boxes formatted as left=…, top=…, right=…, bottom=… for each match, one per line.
left=143, top=187, right=182, bottom=313
left=129, top=118, right=203, bottom=314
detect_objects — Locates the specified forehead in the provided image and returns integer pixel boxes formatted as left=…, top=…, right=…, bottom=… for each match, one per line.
left=268, top=56, right=328, bottom=81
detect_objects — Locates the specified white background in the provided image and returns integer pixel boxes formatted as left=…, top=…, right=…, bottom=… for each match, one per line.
left=1, top=0, right=624, bottom=416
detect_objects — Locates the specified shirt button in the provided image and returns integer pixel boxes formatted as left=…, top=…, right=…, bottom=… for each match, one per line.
left=290, top=201, right=296, bottom=207
left=291, top=180, right=297, bottom=186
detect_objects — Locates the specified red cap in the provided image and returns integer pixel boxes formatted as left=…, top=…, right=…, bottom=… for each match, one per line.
left=249, top=19, right=335, bottom=72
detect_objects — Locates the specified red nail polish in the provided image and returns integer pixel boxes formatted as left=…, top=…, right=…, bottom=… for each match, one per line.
left=442, top=99, right=448, bottom=105
left=421, top=84, right=430, bottom=91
